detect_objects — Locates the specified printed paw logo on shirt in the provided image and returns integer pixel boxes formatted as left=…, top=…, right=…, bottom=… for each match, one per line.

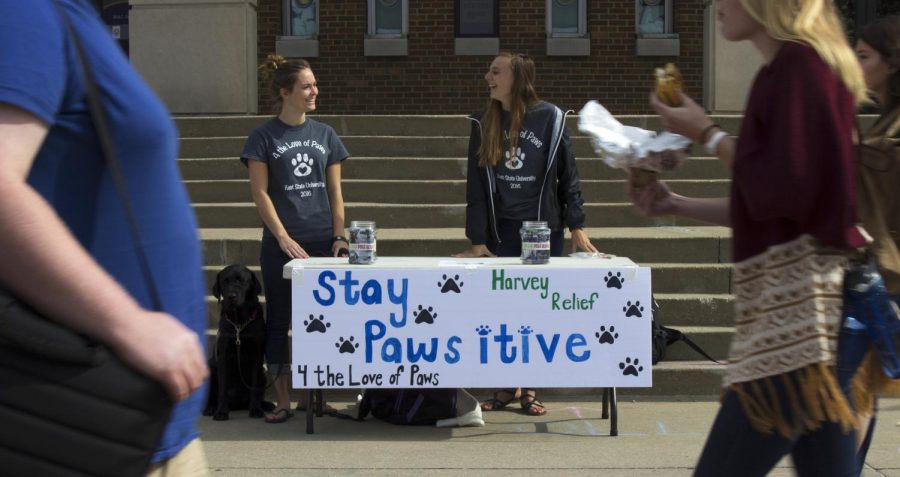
left=504, top=147, right=525, bottom=170
left=291, top=153, right=314, bottom=177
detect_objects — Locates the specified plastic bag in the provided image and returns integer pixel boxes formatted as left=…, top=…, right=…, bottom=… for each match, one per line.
left=577, top=100, right=691, bottom=172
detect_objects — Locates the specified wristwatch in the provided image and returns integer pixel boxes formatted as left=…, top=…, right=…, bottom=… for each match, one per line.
left=333, top=235, right=348, bottom=243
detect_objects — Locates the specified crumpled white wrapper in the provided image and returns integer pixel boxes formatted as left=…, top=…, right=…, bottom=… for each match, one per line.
left=577, top=100, right=691, bottom=172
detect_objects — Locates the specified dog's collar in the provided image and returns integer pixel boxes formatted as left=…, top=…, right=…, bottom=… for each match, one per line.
left=222, top=308, right=259, bottom=346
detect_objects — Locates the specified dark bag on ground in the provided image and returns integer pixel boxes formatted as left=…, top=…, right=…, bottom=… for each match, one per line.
left=358, top=389, right=457, bottom=425
left=0, top=291, right=172, bottom=477
left=651, top=299, right=721, bottom=365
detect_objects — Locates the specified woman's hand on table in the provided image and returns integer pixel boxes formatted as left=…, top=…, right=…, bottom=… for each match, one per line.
left=277, top=235, right=309, bottom=259
left=332, top=239, right=349, bottom=257
left=453, top=245, right=496, bottom=258
left=570, top=229, right=598, bottom=254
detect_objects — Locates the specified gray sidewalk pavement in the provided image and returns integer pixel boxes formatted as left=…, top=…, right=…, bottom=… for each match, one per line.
left=200, top=397, right=900, bottom=476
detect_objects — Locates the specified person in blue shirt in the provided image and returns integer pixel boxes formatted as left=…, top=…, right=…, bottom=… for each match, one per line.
left=0, top=0, right=208, bottom=473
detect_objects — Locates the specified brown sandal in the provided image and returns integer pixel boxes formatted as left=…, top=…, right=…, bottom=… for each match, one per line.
left=480, top=389, right=517, bottom=411
left=520, top=390, right=547, bottom=416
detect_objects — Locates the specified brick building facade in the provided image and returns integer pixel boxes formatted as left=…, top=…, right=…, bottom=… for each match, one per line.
left=256, top=1, right=706, bottom=116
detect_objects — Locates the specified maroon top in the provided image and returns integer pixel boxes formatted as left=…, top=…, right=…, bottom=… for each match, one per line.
left=730, top=41, right=866, bottom=262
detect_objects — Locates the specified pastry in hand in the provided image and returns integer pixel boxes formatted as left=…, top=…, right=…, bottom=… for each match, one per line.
left=654, top=63, right=683, bottom=107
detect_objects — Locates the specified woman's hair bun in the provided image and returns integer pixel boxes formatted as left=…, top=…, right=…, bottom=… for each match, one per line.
left=260, top=54, right=287, bottom=73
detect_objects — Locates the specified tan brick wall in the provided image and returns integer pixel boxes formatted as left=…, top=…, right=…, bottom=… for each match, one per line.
left=258, top=0, right=705, bottom=115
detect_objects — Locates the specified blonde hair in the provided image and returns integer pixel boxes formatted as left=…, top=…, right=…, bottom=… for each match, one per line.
left=739, top=0, right=867, bottom=104
left=479, top=52, right=540, bottom=168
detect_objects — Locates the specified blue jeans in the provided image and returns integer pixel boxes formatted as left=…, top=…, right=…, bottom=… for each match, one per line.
left=693, top=383, right=858, bottom=477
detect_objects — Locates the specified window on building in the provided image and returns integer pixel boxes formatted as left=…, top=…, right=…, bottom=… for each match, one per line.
left=547, top=0, right=586, bottom=38
left=636, top=0, right=673, bottom=36
left=456, top=0, right=499, bottom=37
left=284, top=0, right=318, bottom=38
left=634, top=0, right=678, bottom=56
left=368, top=0, right=407, bottom=38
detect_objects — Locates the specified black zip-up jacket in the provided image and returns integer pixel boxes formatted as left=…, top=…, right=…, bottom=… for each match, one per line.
left=465, top=102, right=587, bottom=245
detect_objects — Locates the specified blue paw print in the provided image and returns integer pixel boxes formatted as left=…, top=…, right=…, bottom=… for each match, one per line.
left=518, top=325, right=533, bottom=335
left=475, top=325, right=492, bottom=336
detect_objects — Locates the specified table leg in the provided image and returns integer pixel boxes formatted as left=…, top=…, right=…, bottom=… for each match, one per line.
left=601, top=388, right=610, bottom=419
left=609, top=387, right=618, bottom=436
left=315, top=389, right=324, bottom=417
left=305, top=389, right=314, bottom=434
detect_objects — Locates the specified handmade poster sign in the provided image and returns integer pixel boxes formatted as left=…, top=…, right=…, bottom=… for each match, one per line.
left=288, top=257, right=652, bottom=389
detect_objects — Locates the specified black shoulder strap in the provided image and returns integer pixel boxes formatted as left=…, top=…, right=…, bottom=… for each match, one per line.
left=662, top=325, right=722, bottom=364
left=54, top=2, right=162, bottom=311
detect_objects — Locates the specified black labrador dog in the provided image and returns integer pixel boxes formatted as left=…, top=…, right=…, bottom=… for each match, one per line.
left=203, top=264, right=271, bottom=420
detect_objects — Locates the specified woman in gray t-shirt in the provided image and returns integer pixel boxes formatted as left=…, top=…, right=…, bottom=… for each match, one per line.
left=240, top=55, right=349, bottom=423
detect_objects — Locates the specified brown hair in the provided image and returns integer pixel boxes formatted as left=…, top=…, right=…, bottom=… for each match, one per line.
left=858, top=15, right=900, bottom=112
left=478, top=52, right=540, bottom=168
left=258, top=54, right=311, bottom=111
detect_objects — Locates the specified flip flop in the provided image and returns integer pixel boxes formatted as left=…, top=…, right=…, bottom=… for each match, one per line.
left=264, top=408, right=294, bottom=424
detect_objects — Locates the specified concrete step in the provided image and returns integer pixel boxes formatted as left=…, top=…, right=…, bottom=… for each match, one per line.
left=199, top=227, right=732, bottom=266
left=186, top=178, right=731, bottom=204
left=658, top=327, right=730, bottom=362
left=175, top=114, right=750, bottom=139
left=194, top=202, right=719, bottom=229
left=201, top=293, right=733, bottom=331
left=629, top=360, right=726, bottom=396
left=179, top=157, right=730, bottom=181
left=201, top=262, right=732, bottom=299
left=180, top=135, right=715, bottom=160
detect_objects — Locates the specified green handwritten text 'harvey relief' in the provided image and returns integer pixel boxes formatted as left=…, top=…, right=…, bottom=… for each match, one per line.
left=550, top=292, right=599, bottom=311
left=492, top=269, right=550, bottom=299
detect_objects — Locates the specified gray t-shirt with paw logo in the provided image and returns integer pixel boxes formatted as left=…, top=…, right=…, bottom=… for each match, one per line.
left=494, top=103, right=553, bottom=220
left=241, top=117, right=349, bottom=241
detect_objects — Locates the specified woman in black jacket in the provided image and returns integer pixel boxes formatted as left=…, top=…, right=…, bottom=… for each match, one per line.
left=454, top=52, right=598, bottom=416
